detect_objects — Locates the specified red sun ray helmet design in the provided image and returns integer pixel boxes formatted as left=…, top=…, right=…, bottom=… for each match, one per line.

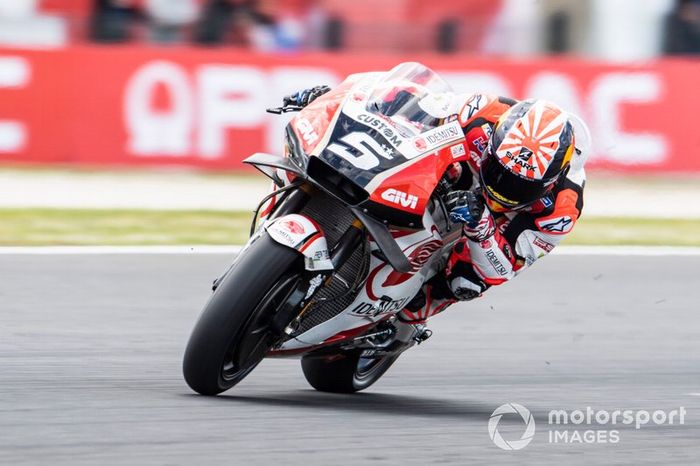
left=480, top=99, right=575, bottom=210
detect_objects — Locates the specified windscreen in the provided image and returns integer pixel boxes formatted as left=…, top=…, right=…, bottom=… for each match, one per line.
left=365, top=62, right=454, bottom=135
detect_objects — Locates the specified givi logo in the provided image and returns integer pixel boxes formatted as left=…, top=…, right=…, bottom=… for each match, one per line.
left=295, top=117, right=319, bottom=145
left=381, top=189, right=418, bottom=210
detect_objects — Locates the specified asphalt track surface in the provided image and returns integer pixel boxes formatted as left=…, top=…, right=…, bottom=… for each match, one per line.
left=1, top=252, right=699, bottom=464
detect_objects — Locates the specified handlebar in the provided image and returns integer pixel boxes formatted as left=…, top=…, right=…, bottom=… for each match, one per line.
left=266, top=105, right=304, bottom=115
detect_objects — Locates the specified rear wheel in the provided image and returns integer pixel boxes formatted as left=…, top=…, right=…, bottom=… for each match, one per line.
left=301, top=350, right=401, bottom=393
left=183, top=234, right=300, bottom=396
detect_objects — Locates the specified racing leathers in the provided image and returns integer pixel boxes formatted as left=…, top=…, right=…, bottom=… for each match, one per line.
left=399, top=93, right=586, bottom=322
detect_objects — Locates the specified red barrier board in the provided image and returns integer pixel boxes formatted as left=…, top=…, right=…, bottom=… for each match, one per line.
left=1, top=46, right=699, bottom=172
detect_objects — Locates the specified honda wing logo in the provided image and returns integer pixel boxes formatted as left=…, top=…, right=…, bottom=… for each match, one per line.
left=381, top=189, right=418, bottom=210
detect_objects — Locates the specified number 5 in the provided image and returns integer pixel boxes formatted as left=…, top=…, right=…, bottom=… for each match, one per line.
left=327, top=132, right=392, bottom=170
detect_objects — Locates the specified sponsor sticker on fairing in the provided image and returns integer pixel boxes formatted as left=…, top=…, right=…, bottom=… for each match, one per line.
left=294, top=117, right=319, bottom=145
left=414, top=137, right=427, bottom=151
left=381, top=188, right=419, bottom=210
left=412, top=120, right=464, bottom=153
left=266, top=215, right=314, bottom=249
left=279, top=219, right=305, bottom=234
left=349, top=297, right=411, bottom=317
left=450, top=143, right=466, bottom=158
left=356, top=113, right=404, bottom=147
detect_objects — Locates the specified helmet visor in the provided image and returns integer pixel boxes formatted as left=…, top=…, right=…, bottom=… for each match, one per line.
left=479, top=154, right=550, bottom=209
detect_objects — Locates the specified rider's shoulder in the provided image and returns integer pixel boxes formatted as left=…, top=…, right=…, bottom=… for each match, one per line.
left=525, top=172, right=585, bottom=235
left=456, top=94, right=518, bottom=129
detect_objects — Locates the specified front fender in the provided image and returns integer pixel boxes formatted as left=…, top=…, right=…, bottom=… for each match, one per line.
left=264, top=214, right=334, bottom=271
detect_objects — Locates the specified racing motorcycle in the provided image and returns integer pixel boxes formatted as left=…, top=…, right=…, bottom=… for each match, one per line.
left=183, top=62, right=472, bottom=395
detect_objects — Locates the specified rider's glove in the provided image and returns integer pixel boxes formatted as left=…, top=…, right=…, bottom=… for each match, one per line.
left=283, top=85, right=331, bottom=108
left=445, top=189, right=495, bottom=242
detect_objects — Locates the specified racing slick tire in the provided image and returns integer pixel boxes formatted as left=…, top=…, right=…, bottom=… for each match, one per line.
left=183, top=233, right=300, bottom=396
left=301, top=350, right=400, bottom=393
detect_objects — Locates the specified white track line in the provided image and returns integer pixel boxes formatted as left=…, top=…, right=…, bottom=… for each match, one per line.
left=552, top=246, right=700, bottom=256
left=0, top=245, right=243, bottom=255
left=0, top=245, right=699, bottom=255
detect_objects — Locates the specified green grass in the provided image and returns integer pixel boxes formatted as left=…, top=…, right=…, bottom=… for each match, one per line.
left=0, top=208, right=698, bottom=246
left=0, top=209, right=254, bottom=246
left=568, top=217, right=700, bottom=247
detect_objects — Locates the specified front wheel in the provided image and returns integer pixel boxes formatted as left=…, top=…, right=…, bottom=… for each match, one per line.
left=183, top=234, right=301, bottom=396
left=301, top=350, right=401, bottom=393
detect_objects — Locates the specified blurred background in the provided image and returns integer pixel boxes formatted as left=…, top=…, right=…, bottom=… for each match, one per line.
left=0, top=0, right=699, bottom=246
left=1, top=0, right=698, bottom=57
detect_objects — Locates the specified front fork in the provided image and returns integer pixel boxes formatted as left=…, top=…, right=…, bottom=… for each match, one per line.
left=263, top=214, right=365, bottom=337
left=212, top=185, right=309, bottom=292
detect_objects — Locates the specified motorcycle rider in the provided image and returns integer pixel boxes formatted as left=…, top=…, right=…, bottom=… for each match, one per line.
left=283, top=84, right=586, bottom=322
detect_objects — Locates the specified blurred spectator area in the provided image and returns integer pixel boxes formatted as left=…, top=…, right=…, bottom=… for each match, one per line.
left=0, top=0, right=92, bottom=48
left=317, top=0, right=502, bottom=53
left=0, top=0, right=503, bottom=52
left=663, top=0, right=700, bottom=54
left=85, top=0, right=504, bottom=52
left=0, top=0, right=696, bottom=59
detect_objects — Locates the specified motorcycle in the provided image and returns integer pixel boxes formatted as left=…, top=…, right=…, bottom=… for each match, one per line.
left=183, top=62, right=471, bottom=395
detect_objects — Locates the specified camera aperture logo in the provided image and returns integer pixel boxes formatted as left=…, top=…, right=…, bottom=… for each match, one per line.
left=488, top=403, right=536, bottom=451
left=489, top=403, right=687, bottom=450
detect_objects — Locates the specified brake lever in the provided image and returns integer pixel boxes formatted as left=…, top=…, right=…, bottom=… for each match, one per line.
left=266, top=105, right=304, bottom=115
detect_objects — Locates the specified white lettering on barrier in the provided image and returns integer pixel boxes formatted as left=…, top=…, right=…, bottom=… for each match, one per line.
left=196, top=65, right=266, bottom=158
left=588, top=72, right=666, bottom=165
left=124, top=60, right=193, bottom=156
left=445, top=70, right=667, bottom=166
left=121, top=63, right=668, bottom=167
left=526, top=72, right=586, bottom=121
left=0, top=56, right=30, bottom=153
left=124, top=62, right=339, bottom=159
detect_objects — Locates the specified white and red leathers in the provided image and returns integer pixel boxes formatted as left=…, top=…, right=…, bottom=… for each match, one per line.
left=399, top=93, right=586, bottom=322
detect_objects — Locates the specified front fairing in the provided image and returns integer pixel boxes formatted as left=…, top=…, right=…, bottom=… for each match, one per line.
left=287, top=63, right=468, bottom=228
